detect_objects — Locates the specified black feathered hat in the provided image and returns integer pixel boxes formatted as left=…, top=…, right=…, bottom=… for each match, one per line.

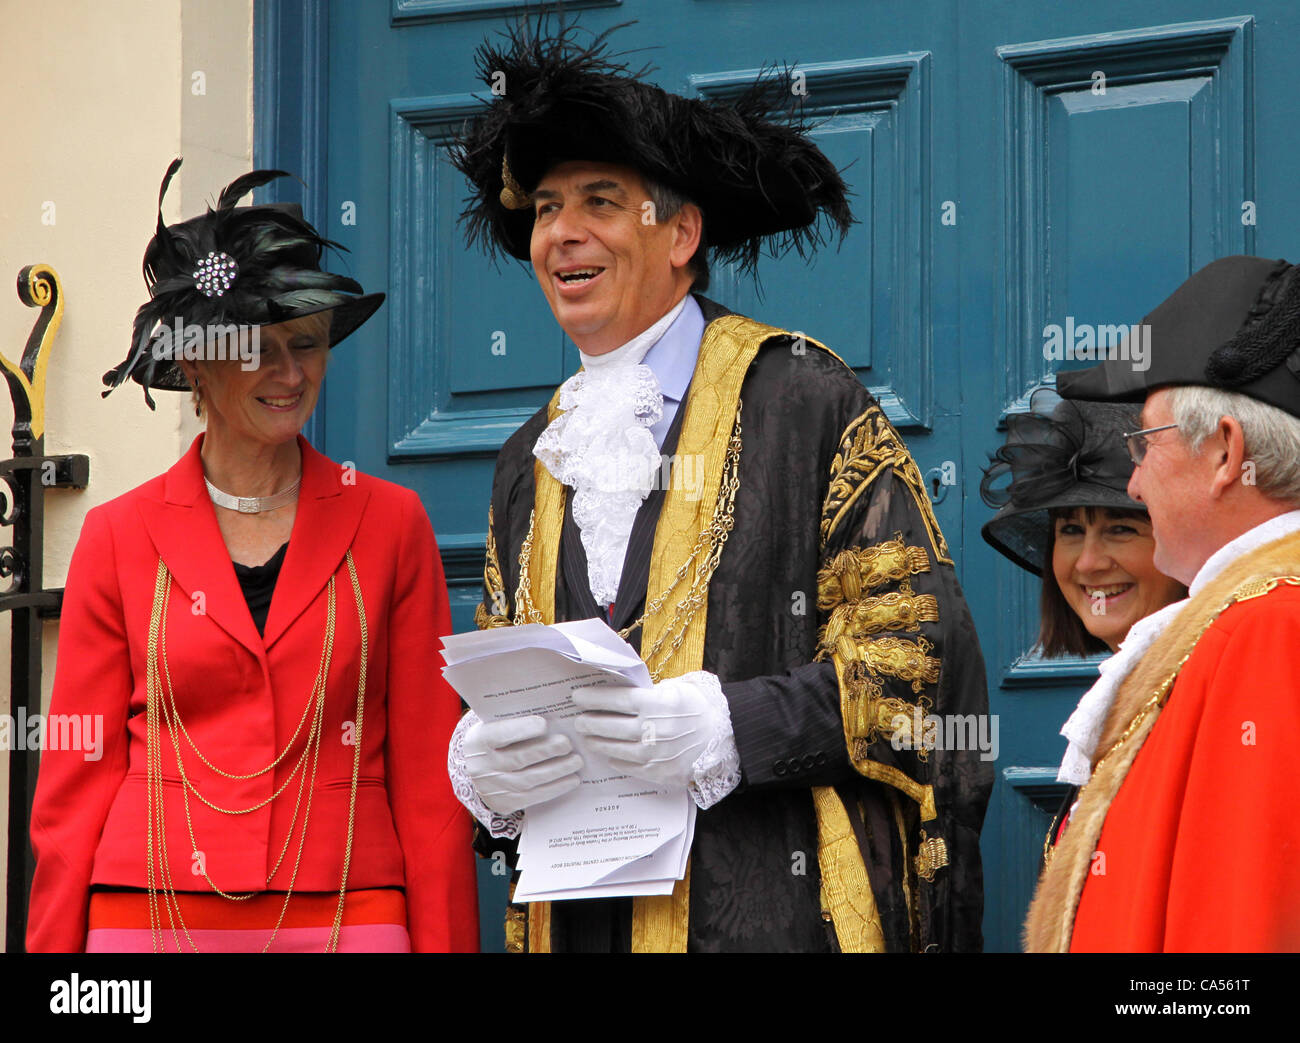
left=450, top=19, right=854, bottom=274
left=1057, top=255, right=1300, bottom=418
left=980, top=389, right=1143, bottom=576
left=103, top=158, right=384, bottom=408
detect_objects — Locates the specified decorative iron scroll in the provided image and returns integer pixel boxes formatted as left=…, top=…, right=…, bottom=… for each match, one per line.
left=2, top=264, right=89, bottom=953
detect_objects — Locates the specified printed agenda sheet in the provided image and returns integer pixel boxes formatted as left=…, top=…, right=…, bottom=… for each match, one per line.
left=441, top=619, right=694, bottom=899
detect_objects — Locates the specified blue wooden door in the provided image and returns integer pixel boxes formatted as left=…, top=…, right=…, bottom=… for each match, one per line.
left=257, top=0, right=1296, bottom=951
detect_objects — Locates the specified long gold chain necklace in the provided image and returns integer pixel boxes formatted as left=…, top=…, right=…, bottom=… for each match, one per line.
left=513, top=402, right=744, bottom=680
left=144, top=550, right=368, bottom=953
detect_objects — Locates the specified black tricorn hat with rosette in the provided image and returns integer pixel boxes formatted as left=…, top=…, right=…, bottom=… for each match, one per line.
left=103, top=158, right=384, bottom=408
left=979, top=389, right=1144, bottom=576
left=1056, top=255, right=1300, bottom=418
left=449, top=18, right=854, bottom=276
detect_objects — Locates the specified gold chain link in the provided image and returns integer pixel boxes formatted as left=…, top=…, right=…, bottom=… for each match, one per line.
left=144, top=550, right=368, bottom=953
left=329, top=553, right=369, bottom=951
left=513, top=403, right=744, bottom=681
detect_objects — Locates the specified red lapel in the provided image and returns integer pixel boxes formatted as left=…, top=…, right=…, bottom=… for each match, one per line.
left=134, top=434, right=370, bottom=658
left=261, top=436, right=369, bottom=649
left=135, top=434, right=265, bottom=660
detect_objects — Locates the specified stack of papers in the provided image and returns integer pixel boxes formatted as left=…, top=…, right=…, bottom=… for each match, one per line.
left=441, top=619, right=695, bottom=901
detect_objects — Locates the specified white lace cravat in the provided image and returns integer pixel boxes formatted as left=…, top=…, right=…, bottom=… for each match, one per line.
left=533, top=298, right=687, bottom=606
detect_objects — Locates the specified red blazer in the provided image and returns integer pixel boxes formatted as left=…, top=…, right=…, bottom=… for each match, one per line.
left=27, top=434, right=478, bottom=952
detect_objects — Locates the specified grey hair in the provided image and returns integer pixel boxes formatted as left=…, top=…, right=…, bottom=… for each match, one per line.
left=644, top=179, right=709, bottom=291
left=1168, top=385, right=1300, bottom=505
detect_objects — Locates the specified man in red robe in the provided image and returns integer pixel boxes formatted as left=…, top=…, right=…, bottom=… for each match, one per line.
left=1024, top=255, right=1300, bottom=952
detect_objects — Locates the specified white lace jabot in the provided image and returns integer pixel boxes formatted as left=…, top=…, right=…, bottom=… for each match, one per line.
left=533, top=297, right=689, bottom=606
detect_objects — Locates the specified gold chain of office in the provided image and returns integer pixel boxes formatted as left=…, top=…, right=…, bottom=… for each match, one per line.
left=513, top=402, right=744, bottom=681
left=143, top=551, right=368, bottom=953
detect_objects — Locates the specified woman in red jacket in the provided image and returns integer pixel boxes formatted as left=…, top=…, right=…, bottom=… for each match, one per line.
left=26, top=160, right=478, bottom=952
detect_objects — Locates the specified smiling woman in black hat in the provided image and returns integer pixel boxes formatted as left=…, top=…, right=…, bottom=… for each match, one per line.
left=26, top=160, right=478, bottom=953
left=981, top=389, right=1186, bottom=658
left=980, top=389, right=1185, bottom=863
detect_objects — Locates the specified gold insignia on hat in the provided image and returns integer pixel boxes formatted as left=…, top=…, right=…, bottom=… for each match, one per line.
left=500, top=152, right=531, bottom=210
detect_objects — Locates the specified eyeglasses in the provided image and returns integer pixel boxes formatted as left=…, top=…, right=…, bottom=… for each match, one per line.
left=1122, top=423, right=1179, bottom=465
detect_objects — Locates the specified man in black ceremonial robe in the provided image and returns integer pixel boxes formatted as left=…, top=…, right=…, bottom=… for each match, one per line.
left=446, top=20, right=992, bottom=952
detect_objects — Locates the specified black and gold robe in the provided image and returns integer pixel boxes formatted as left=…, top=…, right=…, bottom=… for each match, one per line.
left=476, top=295, right=992, bottom=952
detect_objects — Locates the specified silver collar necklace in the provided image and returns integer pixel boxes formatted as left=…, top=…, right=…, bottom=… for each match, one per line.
left=205, top=475, right=301, bottom=514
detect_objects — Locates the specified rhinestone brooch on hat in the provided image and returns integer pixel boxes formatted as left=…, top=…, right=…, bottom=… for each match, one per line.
left=193, top=251, right=238, bottom=298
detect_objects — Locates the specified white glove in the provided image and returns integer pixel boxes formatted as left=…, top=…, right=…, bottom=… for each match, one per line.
left=462, top=714, right=584, bottom=815
left=571, top=672, right=739, bottom=802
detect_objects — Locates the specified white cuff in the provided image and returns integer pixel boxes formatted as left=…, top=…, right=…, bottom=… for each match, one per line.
left=447, top=710, right=524, bottom=840
left=679, top=671, right=742, bottom=810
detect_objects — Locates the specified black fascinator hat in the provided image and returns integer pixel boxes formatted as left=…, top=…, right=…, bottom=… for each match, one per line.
left=980, top=389, right=1143, bottom=576
left=450, top=19, right=854, bottom=275
left=103, top=158, right=385, bottom=408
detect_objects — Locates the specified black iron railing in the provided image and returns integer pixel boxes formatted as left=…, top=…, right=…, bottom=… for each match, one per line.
left=1, top=265, right=89, bottom=952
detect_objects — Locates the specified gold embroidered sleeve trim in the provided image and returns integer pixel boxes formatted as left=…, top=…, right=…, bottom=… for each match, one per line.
left=848, top=635, right=941, bottom=695
left=820, top=404, right=953, bottom=564
left=816, top=522, right=944, bottom=802
left=833, top=659, right=917, bottom=747
left=819, top=581, right=939, bottom=645
left=817, top=538, right=931, bottom=609
left=828, top=651, right=938, bottom=820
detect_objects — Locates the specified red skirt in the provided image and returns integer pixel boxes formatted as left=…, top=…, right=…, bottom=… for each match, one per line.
left=85, top=888, right=411, bottom=953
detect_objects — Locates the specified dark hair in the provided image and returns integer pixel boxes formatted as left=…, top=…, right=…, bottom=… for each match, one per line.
left=645, top=179, right=710, bottom=291
left=1037, top=505, right=1159, bottom=658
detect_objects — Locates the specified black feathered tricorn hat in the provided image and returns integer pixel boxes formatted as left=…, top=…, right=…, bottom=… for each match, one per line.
left=103, top=158, right=384, bottom=408
left=450, top=19, right=854, bottom=273
left=1057, top=255, right=1300, bottom=418
left=980, top=389, right=1144, bottom=576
